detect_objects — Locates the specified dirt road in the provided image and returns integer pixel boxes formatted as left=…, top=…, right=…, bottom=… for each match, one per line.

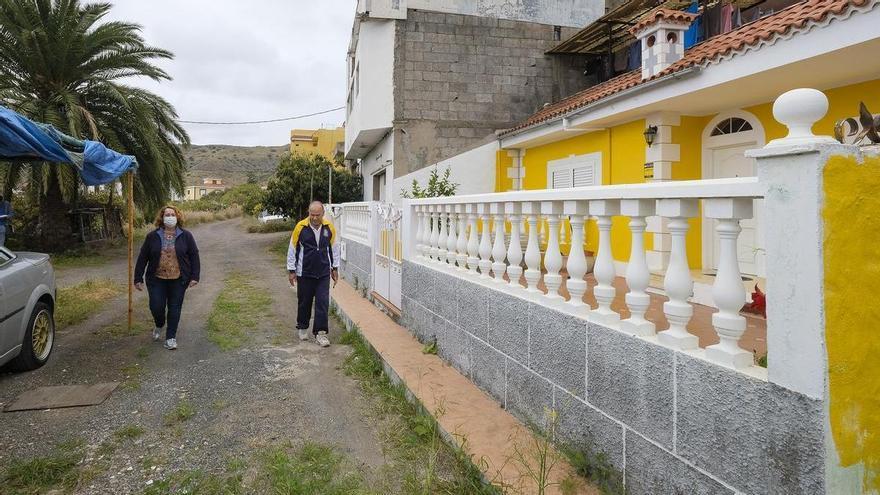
left=0, top=218, right=385, bottom=494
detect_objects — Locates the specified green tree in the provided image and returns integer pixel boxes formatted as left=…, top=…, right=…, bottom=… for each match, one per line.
left=0, top=0, right=188, bottom=250
left=401, top=167, right=458, bottom=198
left=264, top=154, right=362, bottom=220
left=221, top=183, right=265, bottom=216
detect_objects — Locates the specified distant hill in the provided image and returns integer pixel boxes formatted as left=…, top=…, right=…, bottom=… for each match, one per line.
left=183, top=144, right=288, bottom=186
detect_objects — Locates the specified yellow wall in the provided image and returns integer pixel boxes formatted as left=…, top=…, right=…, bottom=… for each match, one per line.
left=823, top=153, right=880, bottom=492
left=290, top=127, right=345, bottom=161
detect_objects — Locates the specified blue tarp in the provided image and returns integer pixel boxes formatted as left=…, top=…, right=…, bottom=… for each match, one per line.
left=0, top=105, right=137, bottom=185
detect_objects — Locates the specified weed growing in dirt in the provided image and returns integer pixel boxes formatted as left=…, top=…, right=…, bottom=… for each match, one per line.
left=248, top=218, right=296, bottom=234
left=164, top=400, right=196, bottom=425
left=1, top=438, right=87, bottom=494
left=258, top=442, right=370, bottom=495
left=114, top=425, right=146, bottom=441
left=558, top=444, right=623, bottom=495
left=269, top=234, right=291, bottom=263
left=143, top=464, right=245, bottom=495
left=121, top=363, right=144, bottom=390
left=335, top=320, right=500, bottom=495
left=206, top=272, right=272, bottom=350
left=56, top=278, right=122, bottom=328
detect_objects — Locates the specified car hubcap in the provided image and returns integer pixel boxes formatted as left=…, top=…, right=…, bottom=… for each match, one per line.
left=32, top=310, right=53, bottom=361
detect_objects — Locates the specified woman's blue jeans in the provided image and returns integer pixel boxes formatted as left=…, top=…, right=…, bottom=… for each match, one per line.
left=146, top=277, right=188, bottom=339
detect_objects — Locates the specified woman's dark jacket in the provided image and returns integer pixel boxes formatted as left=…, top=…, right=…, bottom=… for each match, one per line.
left=134, top=228, right=201, bottom=284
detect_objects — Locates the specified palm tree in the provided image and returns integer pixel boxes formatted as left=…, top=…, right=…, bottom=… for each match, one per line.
left=0, top=0, right=189, bottom=249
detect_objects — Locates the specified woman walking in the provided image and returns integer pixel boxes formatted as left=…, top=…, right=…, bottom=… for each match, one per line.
left=134, top=206, right=200, bottom=350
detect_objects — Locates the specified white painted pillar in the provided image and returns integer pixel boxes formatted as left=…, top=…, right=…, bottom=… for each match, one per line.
left=421, top=206, right=431, bottom=259
left=413, top=205, right=423, bottom=258
left=428, top=205, right=439, bottom=260
left=522, top=202, right=542, bottom=293
left=589, top=199, right=620, bottom=325
left=490, top=202, right=507, bottom=283
left=564, top=200, right=588, bottom=309
left=455, top=205, right=468, bottom=270
left=505, top=202, right=523, bottom=289
left=478, top=203, right=493, bottom=278
left=445, top=204, right=458, bottom=265
left=466, top=204, right=480, bottom=275
left=621, top=199, right=656, bottom=336
left=542, top=201, right=564, bottom=300
left=704, top=198, right=753, bottom=369
left=656, top=199, right=699, bottom=350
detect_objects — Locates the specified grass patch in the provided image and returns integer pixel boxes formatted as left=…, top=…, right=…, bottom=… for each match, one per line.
left=269, top=234, right=291, bottom=264
left=164, top=400, right=196, bottom=425
left=336, top=322, right=499, bottom=495
left=1, top=439, right=86, bottom=494
left=50, top=247, right=108, bottom=270
left=114, top=424, right=145, bottom=441
left=143, top=464, right=245, bottom=495
left=121, top=363, right=145, bottom=390
left=102, top=319, right=149, bottom=338
left=258, top=442, right=370, bottom=495
left=206, top=272, right=273, bottom=351
left=56, top=278, right=122, bottom=328
left=247, top=218, right=296, bottom=234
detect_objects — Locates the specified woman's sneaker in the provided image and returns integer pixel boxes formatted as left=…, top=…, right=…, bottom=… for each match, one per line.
left=152, top=327, right=163, bottom=342
left=164, top=338, right=177, bottom=350
left=298, top=328, right=309, bottom=341
left=316, top=331, right=330, bottom=348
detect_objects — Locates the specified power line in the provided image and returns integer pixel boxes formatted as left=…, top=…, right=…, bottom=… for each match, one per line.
left=178, top=106, right=345, bottom=125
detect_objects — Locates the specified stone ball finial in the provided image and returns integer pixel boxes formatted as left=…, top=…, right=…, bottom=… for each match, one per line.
left=767, top=88, right=837, bottom=147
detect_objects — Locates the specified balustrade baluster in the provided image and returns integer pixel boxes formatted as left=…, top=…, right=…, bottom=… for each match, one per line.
left=522, top=202, right=542, bottom=293
left=542, top=201, right=564, bottom=300
left=478, top=204, right=492, bottom=278
left=429, top=205, right=439, bottom=260
left=490, top=203, right=507, bottom=282
left=589, top=200, right=620, bottom=325
left=414, top=206, right=424, bottom=258
left=564, top=201, right=588, bottom=308
left=446, top=205, right=458, bottom=265
left=456, top=206, right=468, bottom=270
left=621, top=199, right=656, bottom=336
left=421, top=206, right=431, bottom=258
left=704, top=198, right=753, bottom=368
left=505, top=202, right=523, bottom=288
left=437, top=207, right=448, bottom=264
left=466, top=204, right=480, bottom=274
left=656, top=199, right=699, bottom=350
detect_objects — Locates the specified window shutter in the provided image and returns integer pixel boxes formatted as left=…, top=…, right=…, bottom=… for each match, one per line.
left=572, top=165, right=596, bottom=187
left=552, top=169, right=573, bottom=189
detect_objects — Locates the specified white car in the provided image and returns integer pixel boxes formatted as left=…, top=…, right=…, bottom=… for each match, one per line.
left=0, top=246, right=56, bottom=371
left=258, top=211, right=287, bottom=224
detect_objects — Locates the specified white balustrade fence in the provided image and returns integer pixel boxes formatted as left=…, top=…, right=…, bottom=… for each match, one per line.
left=404, top=178, right=764, bottom=371
left=337, top=202, right=371, bottom=244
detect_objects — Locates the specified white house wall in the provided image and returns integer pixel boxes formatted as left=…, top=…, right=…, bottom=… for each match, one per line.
left=345, top=18, right=395, bottom=158
left=391, top=141, right=498, bottom=202
left=361, top=133, right=395, bottom=202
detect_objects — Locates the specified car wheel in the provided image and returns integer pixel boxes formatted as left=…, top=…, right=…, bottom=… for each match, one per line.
left=9, top=302, right=55, bottom=371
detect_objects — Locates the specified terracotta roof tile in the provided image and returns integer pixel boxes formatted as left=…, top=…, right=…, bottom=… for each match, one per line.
left=629, top=8, right=699, bottom=35
left=500, top=0, right=877, bottom=137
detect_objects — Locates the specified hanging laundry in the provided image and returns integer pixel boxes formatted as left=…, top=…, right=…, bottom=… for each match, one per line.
left=721, top=2, right=734, bottom=33
left=703, top=2, right=723, bottom=39
left=627, top=41, right=641, bottom=71
left=614, top=47, right=628, bottom=72
left=683, top=1, right=703, bottom=48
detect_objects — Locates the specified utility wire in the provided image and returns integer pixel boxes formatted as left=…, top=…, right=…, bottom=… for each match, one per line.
left=178, top=106, right=345, bottom=125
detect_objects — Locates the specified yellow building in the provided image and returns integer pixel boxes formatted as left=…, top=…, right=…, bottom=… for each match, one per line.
left=183, top=178, right=227, bottom=201
left=493, top=2, right=880, bottom=281
left=289, top=127, right=345, bottom=161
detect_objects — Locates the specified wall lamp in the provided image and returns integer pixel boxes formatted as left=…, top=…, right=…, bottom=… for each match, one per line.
left=643, top=125, right=658, bottom=147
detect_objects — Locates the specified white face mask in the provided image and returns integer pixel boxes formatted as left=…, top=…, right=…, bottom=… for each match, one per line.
left=163, top=216, right=177, bottom=228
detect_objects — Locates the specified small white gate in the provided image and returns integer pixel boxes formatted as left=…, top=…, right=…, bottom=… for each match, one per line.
left=372, top=202, right=402, bottom=310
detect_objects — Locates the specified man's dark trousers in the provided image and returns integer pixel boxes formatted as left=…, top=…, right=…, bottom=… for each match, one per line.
left=296, top=275, right=330, bottom=335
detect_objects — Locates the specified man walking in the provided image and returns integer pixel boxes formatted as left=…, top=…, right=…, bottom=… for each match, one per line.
left=287, top=201, right=339, bottom=347
left=0, top=194, right=12, bottom=248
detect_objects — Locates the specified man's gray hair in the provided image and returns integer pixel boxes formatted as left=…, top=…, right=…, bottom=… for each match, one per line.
left=309, top=201, right=325, bottom=212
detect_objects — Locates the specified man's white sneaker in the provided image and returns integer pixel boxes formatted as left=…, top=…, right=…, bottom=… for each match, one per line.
left=298, top=329, right=309, bottom=341
left=316, top=331, right=330, bottom=348
left=152, top=327, right=162, bottom=342
left=164, top=338, right=177, bottom=350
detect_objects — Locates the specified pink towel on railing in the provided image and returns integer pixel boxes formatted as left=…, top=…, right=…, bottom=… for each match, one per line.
left=721, top=3, right=734, bottom=33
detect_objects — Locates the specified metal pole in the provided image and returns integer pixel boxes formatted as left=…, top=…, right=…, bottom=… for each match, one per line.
left=328, top=163, right=333, bottom=206
left=127, top=172, right=134, bottom=332
left=309, top=167, right=314, bottom=202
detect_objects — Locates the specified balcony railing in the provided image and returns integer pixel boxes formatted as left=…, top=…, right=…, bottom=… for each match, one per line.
left=403, top=177, right=764, bottom=371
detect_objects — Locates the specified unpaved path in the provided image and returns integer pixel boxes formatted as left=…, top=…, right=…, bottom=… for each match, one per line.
left=0, top=218, right=385, bottom=494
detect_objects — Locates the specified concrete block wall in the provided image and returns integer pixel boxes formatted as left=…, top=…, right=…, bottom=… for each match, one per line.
left=339, top=238, right=372, bottom=291
left=392, top=10, right=590, bottom=177
left=400, top=260, right=825, bottom=494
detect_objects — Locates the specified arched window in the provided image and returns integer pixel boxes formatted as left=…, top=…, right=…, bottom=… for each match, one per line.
left=710, top=117, right=754, bottom=136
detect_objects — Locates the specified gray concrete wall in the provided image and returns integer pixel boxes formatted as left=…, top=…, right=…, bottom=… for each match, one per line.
left=392, top=10, right=592, bottom=177
left=399, top=260, right=825, bottom=494
left=340, top=238, right=372, bottom=292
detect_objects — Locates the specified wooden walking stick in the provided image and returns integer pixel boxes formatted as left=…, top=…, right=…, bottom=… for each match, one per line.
left=127, top=171, right=134, bottom=332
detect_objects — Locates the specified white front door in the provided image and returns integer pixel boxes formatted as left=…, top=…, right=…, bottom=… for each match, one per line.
left=706, top=143, right=764, bottom=277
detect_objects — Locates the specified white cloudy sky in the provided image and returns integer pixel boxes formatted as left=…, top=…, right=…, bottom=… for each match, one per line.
left=106, top=0, right=355, bottom=146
